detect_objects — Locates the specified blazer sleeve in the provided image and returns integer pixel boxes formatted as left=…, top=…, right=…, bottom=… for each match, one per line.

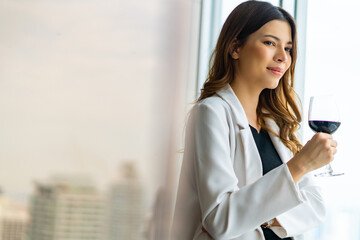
left=191, top=102, right=307, bottom=239
left=271, top=173, right=326, bottom=238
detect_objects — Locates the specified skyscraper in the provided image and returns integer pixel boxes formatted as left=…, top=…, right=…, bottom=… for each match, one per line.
left=107, top=162, right=146, bottom=240
left=27, top=175, right=105, bottom=240
left=0, top=194, right=28, bottom=240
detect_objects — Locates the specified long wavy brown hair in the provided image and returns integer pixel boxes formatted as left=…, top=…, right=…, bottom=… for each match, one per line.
left=198, top=1, right=302, bottom=155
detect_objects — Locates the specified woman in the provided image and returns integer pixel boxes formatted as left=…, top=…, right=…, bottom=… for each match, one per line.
left=172, top=1, right=337, bottom=240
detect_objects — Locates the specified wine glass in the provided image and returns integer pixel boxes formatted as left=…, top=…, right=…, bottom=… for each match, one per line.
left=308, top=95, right=343, bottom=177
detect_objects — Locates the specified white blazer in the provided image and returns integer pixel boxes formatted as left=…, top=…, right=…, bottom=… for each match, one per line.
left=172, top=84, right=325, bottom=240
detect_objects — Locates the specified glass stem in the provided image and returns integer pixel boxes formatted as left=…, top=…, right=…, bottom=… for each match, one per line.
left=326, top=164, right=334, bottom=174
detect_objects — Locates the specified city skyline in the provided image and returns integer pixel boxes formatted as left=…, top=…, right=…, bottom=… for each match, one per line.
left=2, top=162, right=153, bottom=240
left=0, top=0, right=180, bottom=206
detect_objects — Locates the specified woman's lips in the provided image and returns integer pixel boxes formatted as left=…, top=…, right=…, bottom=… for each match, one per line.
left=267, top=67, right=283, bottom=76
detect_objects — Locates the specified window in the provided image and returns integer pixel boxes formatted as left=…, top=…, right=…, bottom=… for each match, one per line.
left=198, top=0, right=360, bottom=239
left=303, top=0, right=360, bottom=239
left=0, top=1, right=198, bottom=239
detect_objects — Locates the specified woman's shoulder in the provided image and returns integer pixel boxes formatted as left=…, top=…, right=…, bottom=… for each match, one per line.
left=194, top=95, right=231, bottom=113
left=189, top=95, right=232, bottom=123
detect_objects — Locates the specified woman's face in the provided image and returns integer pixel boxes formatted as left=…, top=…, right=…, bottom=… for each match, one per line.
left=232, top=20, right=292, bottom=90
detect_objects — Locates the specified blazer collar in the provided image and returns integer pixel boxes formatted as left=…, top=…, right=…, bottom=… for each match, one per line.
left=216, top=84, right=248, bottom=129
left=265, top=117, right=294, bottom=162
left=216, top=85, right=293, bottom=161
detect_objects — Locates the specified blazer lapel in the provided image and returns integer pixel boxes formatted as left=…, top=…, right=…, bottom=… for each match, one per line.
left=216, top=84, right=263, bottom=184
left=215, top=85, right=293, bottom=183
left=238, top=128, right=263, bottom=184
left=216, top=84, right=248, bottom=130
left=265, top=118, right=293, bottom=163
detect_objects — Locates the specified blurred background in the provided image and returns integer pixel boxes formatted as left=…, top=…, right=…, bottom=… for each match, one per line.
left=0, top=0, right=359, bottom=239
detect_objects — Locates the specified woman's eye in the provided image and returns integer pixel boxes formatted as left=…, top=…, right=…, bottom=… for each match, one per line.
left=285, top=47, right=292, bottom=53
left=264, top=41, right=275, bottom=46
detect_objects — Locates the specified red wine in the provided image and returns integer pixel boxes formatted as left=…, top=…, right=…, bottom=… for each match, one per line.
left=309, top=120, right=341, bottom=134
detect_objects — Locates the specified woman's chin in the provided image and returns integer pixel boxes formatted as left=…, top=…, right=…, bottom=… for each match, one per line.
left=265, top=80, right=281, bottom=90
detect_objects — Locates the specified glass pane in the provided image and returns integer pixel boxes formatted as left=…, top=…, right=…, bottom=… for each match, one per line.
left=221, top=0, right=280, bottom=24
left=304, top=0, right=360, bottom=239
left=281, top=0, right=296, bottom=17
left=221, top=0, right=246, bottom=24
left=0, top=0, right=197, bottom=239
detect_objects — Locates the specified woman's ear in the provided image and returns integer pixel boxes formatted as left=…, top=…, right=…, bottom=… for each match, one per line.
left=230, top=40, right=240, bottom=59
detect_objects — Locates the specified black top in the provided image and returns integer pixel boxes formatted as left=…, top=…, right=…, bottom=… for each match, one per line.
left=249, top=125, right=283, bottom=175
left=249, top=125, right=291, bottom=240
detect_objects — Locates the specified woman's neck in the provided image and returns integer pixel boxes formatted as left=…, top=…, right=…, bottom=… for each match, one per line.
left=230, top=80, right=262, bottom=132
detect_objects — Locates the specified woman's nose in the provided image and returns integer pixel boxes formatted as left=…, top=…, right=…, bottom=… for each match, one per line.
left=274, top=49, right=288, bottom=63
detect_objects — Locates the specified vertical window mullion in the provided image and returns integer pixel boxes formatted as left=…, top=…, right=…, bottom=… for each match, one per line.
left=196, top=0, right=222, bottom=97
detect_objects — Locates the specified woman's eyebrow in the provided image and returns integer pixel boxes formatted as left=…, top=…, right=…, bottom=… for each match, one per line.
left=263, top=34, right=292, bottom=45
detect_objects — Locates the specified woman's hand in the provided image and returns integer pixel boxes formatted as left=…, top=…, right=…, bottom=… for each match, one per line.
left=287, top=133, right=338, bottom=183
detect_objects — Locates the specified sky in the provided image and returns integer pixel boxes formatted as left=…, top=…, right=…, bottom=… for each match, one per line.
left=0, top=0, right=183, bottom=205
